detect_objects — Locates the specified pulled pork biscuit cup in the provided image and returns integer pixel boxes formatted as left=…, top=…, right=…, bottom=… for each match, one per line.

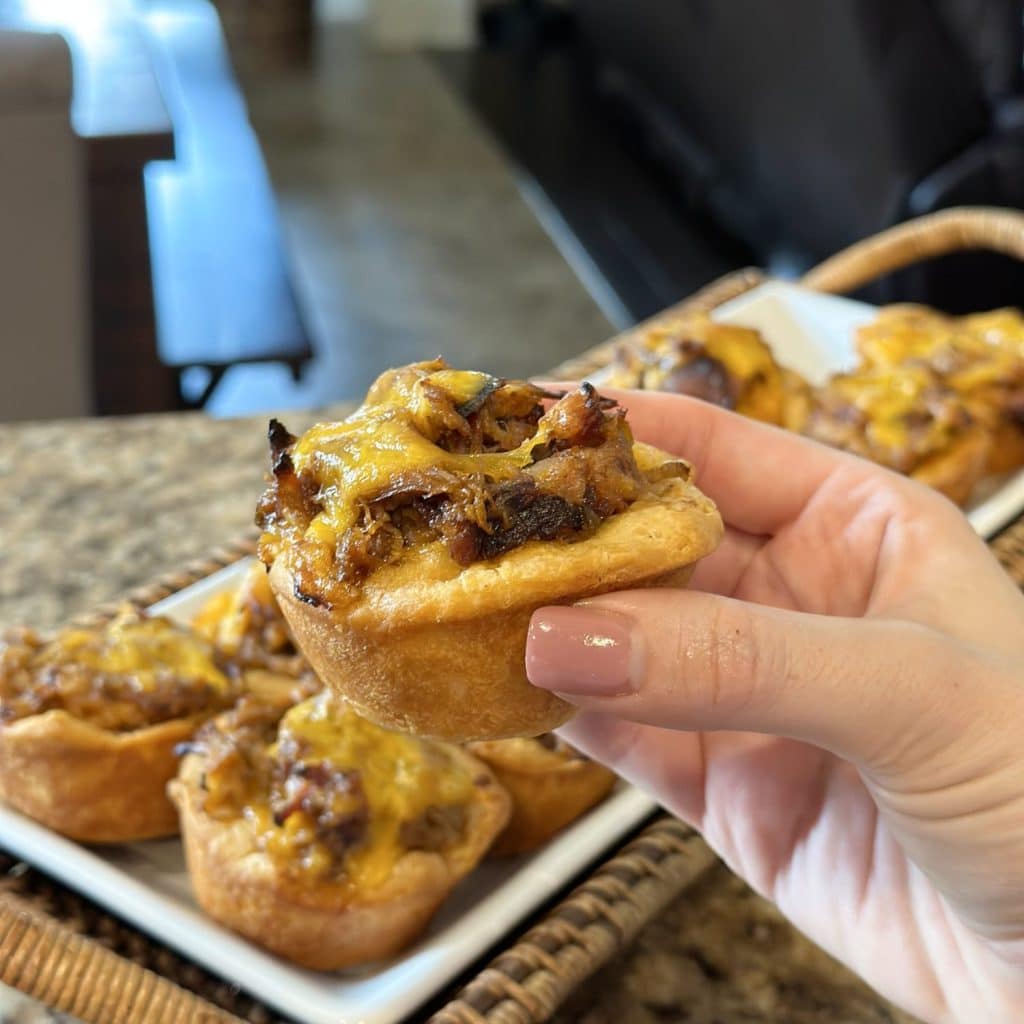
left=257, top=360, right=723, bottom=742
left=467, top=735, right=617, bottom=857
left=170, top=693, right=510, bottom=969
left=0, top=609, right=240, bottom=843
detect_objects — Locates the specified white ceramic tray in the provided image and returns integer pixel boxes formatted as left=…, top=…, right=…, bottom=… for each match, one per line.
left=595, top=281, right=1024, bottom=539
left=0, top=558, right=659, bottom=1024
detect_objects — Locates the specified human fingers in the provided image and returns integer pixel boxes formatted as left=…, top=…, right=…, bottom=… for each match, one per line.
left=526, top=588, right=1020, bottom=775
left=557, top=712, right=707, bottom=824
left=687, top=526, right=760, bottom=597
left=540, top=383, right=904, bottom=536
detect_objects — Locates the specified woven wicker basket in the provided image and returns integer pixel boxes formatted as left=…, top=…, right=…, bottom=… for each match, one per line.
left=552, top=205, right=1024, bottom=381
left=2, top=207, right=1024, bottom=1024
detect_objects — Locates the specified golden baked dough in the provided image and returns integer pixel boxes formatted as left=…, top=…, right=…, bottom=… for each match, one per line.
left=257, top=361, right=723, bottom=741
left=802, top=364, right=991, bottom=505
left=605, top=313, right=801, bottom=426
left=170, top=693, right=510, bottom=969
left=467, top=735, right=616, bottom=856
left=0, top=609, right=239, bottom=842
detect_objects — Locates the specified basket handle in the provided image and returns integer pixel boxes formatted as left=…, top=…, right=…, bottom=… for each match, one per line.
left=800, top=206, right=1024, bottom=295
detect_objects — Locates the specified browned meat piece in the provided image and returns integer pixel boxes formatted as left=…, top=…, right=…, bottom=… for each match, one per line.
left=660, top=350, right=738, bottom=408
left=537, top=382, right=619, bottom=452
left=178, top=697, right=283, bottom=818
left=270, top=761, right=370, bottom=856
left=255, top=419, right=323, bottom=560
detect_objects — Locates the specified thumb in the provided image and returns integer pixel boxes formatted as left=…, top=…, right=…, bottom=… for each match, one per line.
left=525, top=589, right=978, bottom=770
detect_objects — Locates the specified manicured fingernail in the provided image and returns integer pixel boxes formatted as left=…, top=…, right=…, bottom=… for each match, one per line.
left=526, top=607, right=641, bottom=696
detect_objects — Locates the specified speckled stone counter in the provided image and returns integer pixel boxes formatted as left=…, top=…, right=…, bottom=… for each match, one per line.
left=0, top=410, right=918, bottom=1023
left=0, top=408, right=344, bottom=630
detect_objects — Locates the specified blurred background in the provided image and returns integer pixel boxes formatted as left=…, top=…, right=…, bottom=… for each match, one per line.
left=1, top=0, right=1022, bottom=422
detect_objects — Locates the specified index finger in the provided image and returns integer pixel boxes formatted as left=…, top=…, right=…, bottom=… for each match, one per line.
left=540, top=383, right=872, bottom=535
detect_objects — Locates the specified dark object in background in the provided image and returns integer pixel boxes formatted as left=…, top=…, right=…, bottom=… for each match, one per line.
left=0, top=0, right=179, bottom=417
left=432, top=35, right=752, bottom=324
left=575, top=0, right=1024, bottom=309
left=479, top=0, right=574, bottom=49
left=0, top=30, right=91, bottom=422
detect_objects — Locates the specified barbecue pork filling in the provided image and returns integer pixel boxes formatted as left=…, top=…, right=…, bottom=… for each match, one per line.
left=0, top=609, right=237, bottom=731
left=802, top=364, right=982, bottom=474
left=185, top=692, right=484, bottom=885
left=256, top=360, right=682, bottom=609
left=192, top=562, right=313, bottom=681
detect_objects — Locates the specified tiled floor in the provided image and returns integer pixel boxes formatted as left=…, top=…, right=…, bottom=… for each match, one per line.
left=207, top=18, right=611, bottom=416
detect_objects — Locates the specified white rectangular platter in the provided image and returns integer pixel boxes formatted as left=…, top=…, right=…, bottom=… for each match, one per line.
left=0, top=557, right=660, bottom=1024
left=594, top=281, right=1024, bottom=540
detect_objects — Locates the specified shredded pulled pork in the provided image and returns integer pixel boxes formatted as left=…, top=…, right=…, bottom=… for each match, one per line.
left=802, top=366, right=978, bottom=474
left=205, top=567, right=313, bottom=682
left=187, top=697, right=473, bottom=880
left=187, top=699, right=371, bottom=866
left=613, top=336, right=740, bottom=408
left=0, top=614, right=237, bottom=731
left=180, top=697, right=283, bottom=817
left=257, top=365, right=675, bottom=605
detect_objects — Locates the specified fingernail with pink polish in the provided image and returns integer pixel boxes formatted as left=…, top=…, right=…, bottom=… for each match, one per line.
left=525, top=607, right=640, bottom=696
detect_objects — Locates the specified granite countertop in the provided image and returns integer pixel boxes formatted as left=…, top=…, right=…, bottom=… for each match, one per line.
left=0, top=409, right=917, bottom=1023
left=0, top=407, right=343, bottom=630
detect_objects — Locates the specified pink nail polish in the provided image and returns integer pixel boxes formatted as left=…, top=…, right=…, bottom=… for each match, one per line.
left=525, top=606, right=639, bottom=696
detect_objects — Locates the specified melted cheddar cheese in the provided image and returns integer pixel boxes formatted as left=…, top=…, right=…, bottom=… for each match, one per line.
left=287, top=372, right=558, bottom=544
left=956, top=308, right=1024, bottom=354
left=254, top=694, right=474, bottom=888
left=824, top=365, right=949, bottom=455
left=608, top=315, right=789, bottom=424
left=857, top=306, right=1024, bottom=395
left=193, top=562, right=275, bottom=654
left=39, top=610, right=230, bottom=695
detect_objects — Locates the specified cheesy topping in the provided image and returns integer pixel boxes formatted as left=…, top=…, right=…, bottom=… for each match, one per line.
left=257, top=360, right=661, bottom=605
left=195, top=693, right=477, bottom=888
left=291, top=415, right=566, bottom=545
left=41, top=612, right=231, bottom=694
left=269, top=696, right=474, bottom=887
left=0, top=608, right=234, bottom=730
left=857, top=306, right=1024, bottom=396
left=606, top=314, right=789, bottom=424
left=806, top=363, right=976, bottom=472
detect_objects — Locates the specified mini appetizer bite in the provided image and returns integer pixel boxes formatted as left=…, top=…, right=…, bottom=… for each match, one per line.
left=856, top=305, right=1024, bottom=476
left=467, top=735, right=616, bottom=856
left=170, top=692, right=510, bottom=969
left=802, top=364, right=991, bottom=504
left=193, top=560, right=316, bottom=682
left=0, top=608, right=239, bottom=842
left=605, top=313, right=808, bottom=429
left=256, top=360, right=723, bottom=741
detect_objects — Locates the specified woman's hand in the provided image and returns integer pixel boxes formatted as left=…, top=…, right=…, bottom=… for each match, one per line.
left=525, top=389, right=1024, bottom=1024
